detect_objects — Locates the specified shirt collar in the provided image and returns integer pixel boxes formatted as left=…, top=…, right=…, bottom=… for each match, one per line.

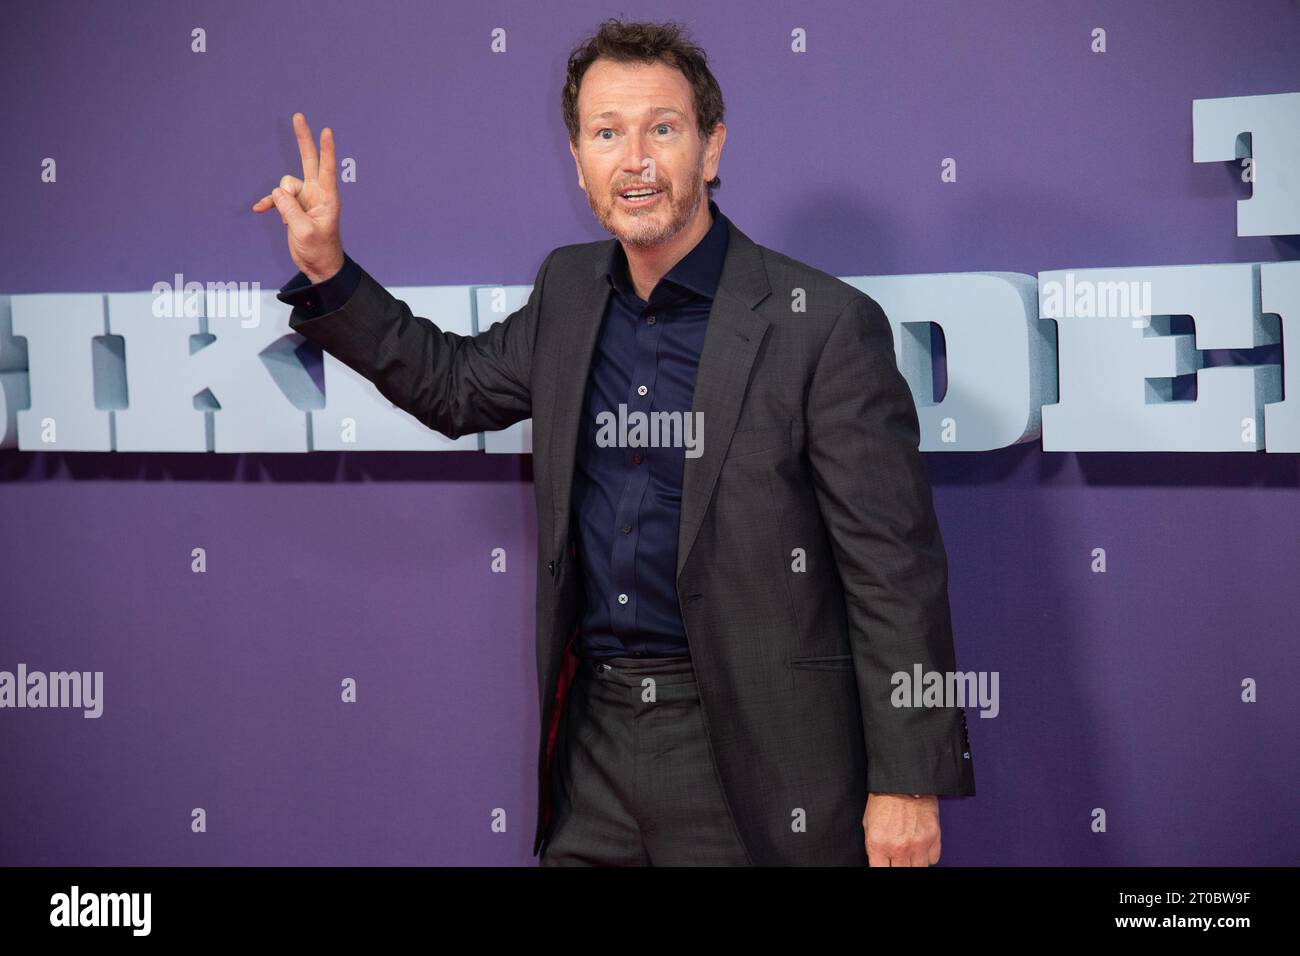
left=606, top=198, right=729, bottom=303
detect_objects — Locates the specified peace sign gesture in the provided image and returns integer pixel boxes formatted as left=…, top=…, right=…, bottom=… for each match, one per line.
left=252, top=112, right=344, bottom=283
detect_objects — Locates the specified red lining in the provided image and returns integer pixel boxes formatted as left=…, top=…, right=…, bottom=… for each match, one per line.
left=540, top=623, right=581, bottom=834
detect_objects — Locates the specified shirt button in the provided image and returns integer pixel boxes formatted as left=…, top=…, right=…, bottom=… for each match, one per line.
left=617, top=593, right=629, bottom=605
left=621, top=523, right=631, bottom=534
left=637, top=385, right=648, bottom=396
left=646, top=315, right=656, bottom=324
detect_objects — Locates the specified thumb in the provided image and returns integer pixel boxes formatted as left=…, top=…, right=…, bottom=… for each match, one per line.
left=270, top=187, right=311, bottom=231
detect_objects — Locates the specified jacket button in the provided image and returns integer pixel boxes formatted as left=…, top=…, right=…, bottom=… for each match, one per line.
left=547, top=561, right=555, bottom=575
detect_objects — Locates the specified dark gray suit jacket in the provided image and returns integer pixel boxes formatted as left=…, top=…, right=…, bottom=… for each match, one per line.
left=286, top=213, right=975, bottom=866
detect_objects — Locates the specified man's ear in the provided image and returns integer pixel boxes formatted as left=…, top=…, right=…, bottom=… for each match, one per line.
left=704, top=121, right=726, bottom=184
left=568, top=140, right=586, bottom=190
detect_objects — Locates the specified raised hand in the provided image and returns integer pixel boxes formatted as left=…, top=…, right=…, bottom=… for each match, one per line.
left=251, top=112, right=344, bottom=283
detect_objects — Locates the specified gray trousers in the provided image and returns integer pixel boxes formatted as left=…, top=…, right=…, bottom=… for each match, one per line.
left=539, top=655, right=752, bottom=866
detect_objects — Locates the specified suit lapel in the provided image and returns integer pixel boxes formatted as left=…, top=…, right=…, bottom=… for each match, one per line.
left=547, top=214, right=773, bottom=582
left=546, top=260, right=610, bottom=561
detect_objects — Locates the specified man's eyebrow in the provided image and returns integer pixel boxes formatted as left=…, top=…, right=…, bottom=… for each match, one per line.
left=585, top=107, right=686, bottom=125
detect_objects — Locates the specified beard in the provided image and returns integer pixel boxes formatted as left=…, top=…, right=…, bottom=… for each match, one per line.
left=585, top=153, right=706, bottom=249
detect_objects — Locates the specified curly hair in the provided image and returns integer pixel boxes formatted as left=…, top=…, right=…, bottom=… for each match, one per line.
left=562, top=18, right=725, bottom=194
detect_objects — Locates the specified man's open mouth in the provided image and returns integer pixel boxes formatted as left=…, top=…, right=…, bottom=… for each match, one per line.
left=618, top=187, right=663, bottom=207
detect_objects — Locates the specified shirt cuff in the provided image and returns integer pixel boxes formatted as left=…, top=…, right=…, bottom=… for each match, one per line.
left=276, top=253, right=363, bottom=318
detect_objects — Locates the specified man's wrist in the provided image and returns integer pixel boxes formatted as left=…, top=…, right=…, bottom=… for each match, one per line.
left=277, top=253, right=362, bottom=318
left=305, top=257, right=345, bottom=284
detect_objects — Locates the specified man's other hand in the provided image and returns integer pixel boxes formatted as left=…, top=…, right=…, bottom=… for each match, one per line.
left=864, top=792, right=941, bottom=866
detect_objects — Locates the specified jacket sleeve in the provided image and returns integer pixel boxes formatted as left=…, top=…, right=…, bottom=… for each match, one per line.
left=283, top=249, right=558, bottom=439
left=277, top=253, right=364, bottom=318
left=805, top=293, right=975, bottom=796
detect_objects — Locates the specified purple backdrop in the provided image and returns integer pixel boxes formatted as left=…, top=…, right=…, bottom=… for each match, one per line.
left=1, top=0, right=1297, bottom=865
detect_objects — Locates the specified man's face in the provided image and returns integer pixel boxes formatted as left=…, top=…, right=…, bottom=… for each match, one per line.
left=569, top=58, right=724, bottom=249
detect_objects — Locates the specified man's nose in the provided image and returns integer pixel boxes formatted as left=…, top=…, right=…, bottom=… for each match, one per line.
left=619, top=132, right=650, bottom=177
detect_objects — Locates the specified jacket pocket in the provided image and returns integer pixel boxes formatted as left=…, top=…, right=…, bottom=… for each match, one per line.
left=726, top=420, right=791, bottom=460
left=788, top=654, right=854, bottom=671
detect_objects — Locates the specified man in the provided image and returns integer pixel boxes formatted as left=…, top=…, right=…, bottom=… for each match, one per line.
left=252, top=18, right=973, bottom=866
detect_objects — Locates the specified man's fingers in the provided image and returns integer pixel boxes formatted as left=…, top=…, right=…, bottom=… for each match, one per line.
left=252, top=177, right=301, bottom=213
left=270, top=187, right=311, bottom=231
left=293, top=112, right=319, bottom=182
left=318, top=127, right=336, bottom=194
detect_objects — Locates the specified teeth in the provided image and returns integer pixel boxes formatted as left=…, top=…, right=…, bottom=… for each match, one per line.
left=623, top=190, right=659, bottom=198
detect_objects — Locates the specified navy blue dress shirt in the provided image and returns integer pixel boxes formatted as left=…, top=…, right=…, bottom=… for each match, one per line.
left=277, top=199, right=731, bottom=661
left=570, top=200, right=728, bottom=660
